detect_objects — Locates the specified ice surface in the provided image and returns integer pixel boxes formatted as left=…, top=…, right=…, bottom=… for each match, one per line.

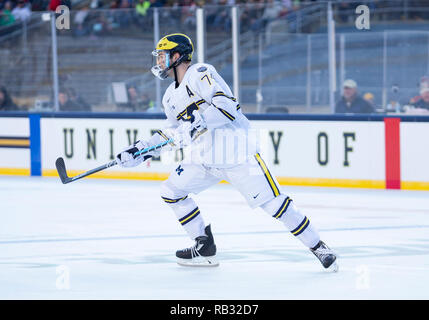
left=0, top=176, right=428, bottom=299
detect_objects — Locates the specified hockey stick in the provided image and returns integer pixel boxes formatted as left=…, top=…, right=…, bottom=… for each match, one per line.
left=55, top=139, right=173, bottom=184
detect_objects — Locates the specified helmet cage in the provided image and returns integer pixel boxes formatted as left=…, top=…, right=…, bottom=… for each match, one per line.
left=151, top=48, right=189, bottom=80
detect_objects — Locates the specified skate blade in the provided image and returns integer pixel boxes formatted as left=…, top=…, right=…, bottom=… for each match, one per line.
left=325, top=261, right=339, bottom=273
left=177, top=256, right=219, bottom=267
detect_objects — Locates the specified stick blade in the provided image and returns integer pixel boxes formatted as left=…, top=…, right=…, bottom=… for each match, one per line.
left=55, top=157, right=71, bottom=184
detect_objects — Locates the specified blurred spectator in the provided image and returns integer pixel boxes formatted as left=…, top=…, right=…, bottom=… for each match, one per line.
left=150, top=0, right=165, bottom=8
left=125, top=86, right=154, bottom=112
left=90, top=12, right=112, bottom=37
left=249, top=0, right=269, bottom=33
left=119, top=86, right=154, bottom=112
left=337, top=1, right=351, bottom=23
left=280, top=0, right=292, bottom=9
left=117, top=0, right=132, bottom=27
left=12, top=0, right=31, bottom=22
left=261, top=0, right=286, bottom=43
left=410, top=87, right=429, bottom=112
left=127, top=86, right=139, bottom=111
left=135, top=0, right=152, bottom=28
left=31, top=0, right=49, bottom=11
left=73, top=6, right=90, bottom=37
left=0, top=1, right=16, bottom=26
left=48, top=0, right=60, bottom=11
left=110, top=0, right=121, bottom=9
left=210, top=0, right=230, bottom=32
left=237, top=1, right=250, bottom=31
left=89, top=0, right=103, bottom=9
left=261, top=0, right=283, bottom=27
left=363, top=92, right=375, bottom=108
left=409, top=76, right=429, bottom=105
left=335, top=79, right=374, bottom=114
left=0, top=86, right=18, bottom=111
left=141, top=93, right=154, bottom=111
left=66, top=88, right=91, bottom=111
left=164, top=0, right=181, bottom=29
left=46, top=0, right=71, bottom=11
left=240, top=0, right=263, bottom=33
left=58, top=90, right=83, bottom=111
left=386, top=84, right=402, bottom=113
left=181, top=0, right=197, bottom=30
left=136, top=0, right=151, bottom=16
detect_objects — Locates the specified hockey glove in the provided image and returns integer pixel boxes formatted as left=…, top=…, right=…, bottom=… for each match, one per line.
left=189, top=110, right=207, bottom=139
left=116, top=140, right=153, bottom=168
left=163, top=123, right=192, bottom=149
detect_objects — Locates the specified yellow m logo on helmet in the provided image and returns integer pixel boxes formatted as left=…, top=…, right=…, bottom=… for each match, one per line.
left=155, top=33, right=194, bottom=61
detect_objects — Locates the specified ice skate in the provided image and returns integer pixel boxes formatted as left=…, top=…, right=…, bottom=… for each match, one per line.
left=311, top=240, right=338, bottom=272
left=176, top=225, right=219, bottom=267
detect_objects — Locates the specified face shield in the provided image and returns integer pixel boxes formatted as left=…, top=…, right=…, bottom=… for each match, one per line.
left=151, top=50, right=170, bottom=80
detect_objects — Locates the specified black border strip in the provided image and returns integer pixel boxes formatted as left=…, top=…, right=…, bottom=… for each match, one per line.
left=0, top=136, right=29, bottom=140
left=0, top=145, right=29, bottom=149
left=1, top=112, right=429, bottom=122
left=0, top=111, right=29, bottom=118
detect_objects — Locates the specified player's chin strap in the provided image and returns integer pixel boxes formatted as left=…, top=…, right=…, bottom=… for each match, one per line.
left=170, top=52, right=190, bottom=88
left=173, top=66, right=179, bottom=89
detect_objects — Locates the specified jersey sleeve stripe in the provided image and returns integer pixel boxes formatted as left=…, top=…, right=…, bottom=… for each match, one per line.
left=218, top=108, right=235, bottom=121
left=213, top=91, right=237, bottom=102
left=212, top=103, right=236, bottom=121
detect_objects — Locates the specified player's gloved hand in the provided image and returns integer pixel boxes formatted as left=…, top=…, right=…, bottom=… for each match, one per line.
left=116, top=140, right=152, bottom=168
left=189, top=110, right=207, bottom=139
left=163, top=123, right=192, bottom=149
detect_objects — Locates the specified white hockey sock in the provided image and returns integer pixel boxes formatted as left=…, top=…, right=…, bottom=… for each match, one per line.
left=261, top=194, right=320, bottom=249
left=163, top=196, right=206, bottom=240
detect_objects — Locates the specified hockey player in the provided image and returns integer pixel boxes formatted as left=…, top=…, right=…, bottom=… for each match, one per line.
left=116, top=33, right=338, bottom=271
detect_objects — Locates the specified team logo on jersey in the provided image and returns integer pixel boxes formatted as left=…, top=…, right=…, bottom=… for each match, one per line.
left=176, top=165, right=184, bottom=176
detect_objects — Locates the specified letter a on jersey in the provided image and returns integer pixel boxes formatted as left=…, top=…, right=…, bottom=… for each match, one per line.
left=186, top=85, right=194, bottom=98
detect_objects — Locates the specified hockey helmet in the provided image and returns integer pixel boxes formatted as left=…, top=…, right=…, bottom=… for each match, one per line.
left=151, top=33, right=194, bottom=80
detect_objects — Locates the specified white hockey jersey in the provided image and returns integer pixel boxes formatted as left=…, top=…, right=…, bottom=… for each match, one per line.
left=150, top=63, right=258, bottom=168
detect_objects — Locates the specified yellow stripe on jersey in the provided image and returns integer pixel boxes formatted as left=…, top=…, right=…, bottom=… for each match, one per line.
left=218, top=108, right=235, bottom=121
left=176, top=99, right=205, bottom=120
left=212, top=102, right=235, bottom=121
left=255, top=153, right=280, bottom=197
left=213, top=91, right=237, bottom=102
